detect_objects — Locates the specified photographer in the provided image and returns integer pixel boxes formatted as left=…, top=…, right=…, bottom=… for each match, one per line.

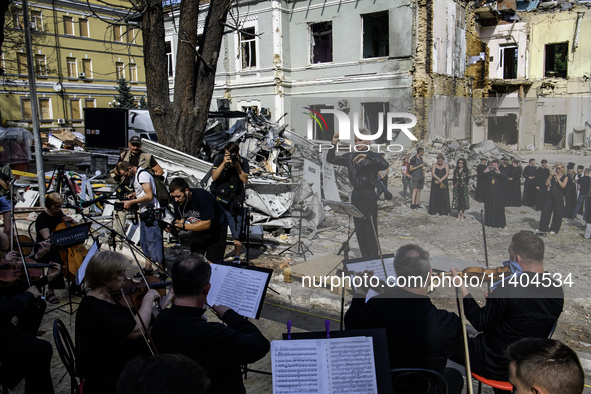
left=115, top=161, right=163, bottom=276
left=210, top=142, right=249, bottom=263
left=169, top=178, right=228, bottom=264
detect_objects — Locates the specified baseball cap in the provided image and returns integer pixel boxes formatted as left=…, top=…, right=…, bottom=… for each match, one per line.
left=129, top=136, right=141, bottom=144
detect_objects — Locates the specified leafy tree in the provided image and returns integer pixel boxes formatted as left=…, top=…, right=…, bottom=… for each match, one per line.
left=90, top=0, right=233, bottom=156
left=138, top=96, right=148, bottom=109
left=112, top=78, right=137, bottom=109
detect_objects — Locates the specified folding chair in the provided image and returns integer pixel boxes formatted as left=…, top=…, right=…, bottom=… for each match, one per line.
left=53, top=318, right=84, bottom=394
left=391, top=368, right=448, bottom=394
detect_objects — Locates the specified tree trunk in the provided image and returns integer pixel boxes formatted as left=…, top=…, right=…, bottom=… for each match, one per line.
left=142, top=0, right=232, bottom=157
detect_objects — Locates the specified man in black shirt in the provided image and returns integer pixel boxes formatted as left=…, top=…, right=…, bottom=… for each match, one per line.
left=151, top=255, right=270, bottom=394
left=535, top=160, right=550, bottom=211
left=345, top=244, right=463, bottom=394
left=452, top=231, right=563, bottom=382
left=169, top=178, right=228, bottom=263
left=475, top=158, right=488, bottom=203
left=210, top=142, right=249, bottom=263
left=565, top=162, right=577, bottom=218
left=572, top=168, right=590, bottom=220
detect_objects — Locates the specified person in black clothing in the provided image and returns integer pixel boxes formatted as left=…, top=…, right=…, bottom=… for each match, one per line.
left=572, top=168, right=590, bottom=220
left=452, top=231, right=564, bottom=384
left=76, top=251, right=162, bottom=394
left=507, top=338, right=584, bottom=394
left=327, top=130, right=389, bottom=258
left=0, top=286, right=55, bottom=394
left=168, top=178, right=228, bottom=263
left=210, top=142, right=250, bottom=263
left=475, top=158, right=488, bottom=203
left=428, top=153, right=450, bottom=216
left=564, top=162, right=577, bottom=219
left=483, top=160, right=507, bottom=228
left=539, top=163, right=567, bottom=234
left=35, top=192, right=72, bottom=303
left=522, top=158, right=537, bottom=207
left=345, top=244, right=463, bottom=394
left=506, top=160, right=522, bottom=207
left=151, top=255, right=270, bottom=394
left=535, top=160, right=550, bottom=211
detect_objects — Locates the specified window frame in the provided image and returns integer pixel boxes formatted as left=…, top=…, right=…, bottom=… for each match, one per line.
left=310, top=21, right=333, bottom=64
left=70, top=98, right=82, bottom=120
left=21, top=97, right=32, bottom=120
left=30, top=11, right=43, bottom=31
left=82, top=58, right=92, bottom=79
left=34, top=54, right=47, bottom=77
left=38, top=98, right=52, bottom=120
left=129, top=63, right=138, bottom=82
left=500, top=45, right=518, bottom=79
left=64, top=16, right=74, bottom=35
left=239, top=26, right=258, bottom=70
left=79, top=18, right=89, bottom=38
left=66, top=57, right=77, bottom=78
left=115, top=62, right=125, bottom=80
left=544, top=42, right=568, bottom=78
left=361, top=11, right=390, bottom=59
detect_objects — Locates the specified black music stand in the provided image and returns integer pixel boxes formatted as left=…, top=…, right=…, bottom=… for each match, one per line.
left=47, top=222, right=93, bottom=316
left=279, top=201, right=313, bottom=261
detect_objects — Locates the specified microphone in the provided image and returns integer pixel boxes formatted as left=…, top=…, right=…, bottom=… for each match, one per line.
left=63, top=202, right=82, bottom=211
left=80, top=194, right=109, bottom=208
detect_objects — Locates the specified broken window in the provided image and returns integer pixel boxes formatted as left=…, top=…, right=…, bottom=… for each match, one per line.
left=488, top=114, right=518, bottom=145
left=361, top=102, right=389, bottom=144
left=545, top=43, right=568, bottom=78
left=240, top=27, right=257, bottom=69
left=362, top=12, right=389, bottom=59
left=308, top=105, right=334, bottom=141
left=165, top=41, right=174, bottom=78
left=311, top=22, right=333, bottom=64
left=544, top=115, right=567, bottom=146
left=501, top=45, right=517, bottom=79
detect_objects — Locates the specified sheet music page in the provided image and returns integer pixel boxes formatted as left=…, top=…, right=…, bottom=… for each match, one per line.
left=272, top=339, right=327, bottom=393
left=345, top=256, right=395, bottom=282
left=76, top=241, right=99, bottom=286
left=207, top=264, right=269, bottom=319
left=327, top=337, right=378, bottom=393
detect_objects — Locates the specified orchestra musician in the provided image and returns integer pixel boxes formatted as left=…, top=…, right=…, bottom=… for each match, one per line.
left=452, top=231, right=564, bottom=384
left=345, top=244, right=464, bottom=394
left=34, top=192, right=74, bottom=303
left=76, top=251, right=165, bottom=394
left=151, top=254, right=270, bottom=394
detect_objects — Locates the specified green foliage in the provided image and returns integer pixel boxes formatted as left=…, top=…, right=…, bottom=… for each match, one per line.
left=112, top=78, right=137, bottom=109
left=138, top=96, right=148, bottom=109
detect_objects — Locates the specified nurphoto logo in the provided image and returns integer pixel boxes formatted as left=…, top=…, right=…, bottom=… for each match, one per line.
left=304, top=107, right=418, bottom=153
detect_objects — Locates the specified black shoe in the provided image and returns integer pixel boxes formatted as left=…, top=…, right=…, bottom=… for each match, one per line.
left=411, top=204, right=416, bottom=209
left=415, top=204, right=423, bottom=209
left=385, top=192, right=393, bottom=201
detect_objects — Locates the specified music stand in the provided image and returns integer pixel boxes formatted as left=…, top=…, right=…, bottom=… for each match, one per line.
left=279, top=202, right=313, bottom=261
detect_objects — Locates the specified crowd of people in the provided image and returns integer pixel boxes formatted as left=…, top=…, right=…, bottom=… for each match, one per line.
left=398, top=147, right=591, bottom=236
left=0, top=135, right=588, bottom=394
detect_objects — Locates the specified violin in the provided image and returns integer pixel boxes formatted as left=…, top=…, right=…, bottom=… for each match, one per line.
left=117, top=276, right=171, bottom=309
left=0, top=259, right=52, bottom=285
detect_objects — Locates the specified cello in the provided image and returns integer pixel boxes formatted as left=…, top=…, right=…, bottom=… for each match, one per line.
left=54, top=219, right=88, bottom=283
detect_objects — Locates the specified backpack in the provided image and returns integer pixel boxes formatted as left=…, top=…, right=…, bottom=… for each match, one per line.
left=137, top=169, right=170, bottom=208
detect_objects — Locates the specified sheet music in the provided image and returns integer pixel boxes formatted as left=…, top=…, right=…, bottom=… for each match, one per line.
left=345, top=256, right=396, bottom=283
left=272, top=340, right=325, bottom=393
left=76, top=241, right=99, bottom=286
left=207, top=264, right=269, bottom=319
left=272, top=337, right=378, bottom=394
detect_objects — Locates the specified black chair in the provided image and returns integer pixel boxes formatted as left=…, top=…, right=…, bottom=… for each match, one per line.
left=391, top=368, right=448, bottom=394
left=53, top=318, right=84, bottom=394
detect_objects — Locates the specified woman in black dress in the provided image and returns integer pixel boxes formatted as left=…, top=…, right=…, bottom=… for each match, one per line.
left=539, top=163, right=568, bottom=234
left=452, top=158, right=470, bottom=221
left=428, top=154, right=450, bottom=216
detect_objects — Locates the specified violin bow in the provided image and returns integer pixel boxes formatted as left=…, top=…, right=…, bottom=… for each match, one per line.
left=120, top=288, right=159, bottom=356
left=456, top=287, right=474, bottom=394
left=480, top=209, right=489, bottom=268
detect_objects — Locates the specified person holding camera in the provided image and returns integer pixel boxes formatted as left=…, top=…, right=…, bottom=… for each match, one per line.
left=210, top=142, right=249, bottom=264
left=538, top=163, right=567, bottom=234
left=169, top=178, right=229, bottom=264
left=115, top=161, right=163, bottom=276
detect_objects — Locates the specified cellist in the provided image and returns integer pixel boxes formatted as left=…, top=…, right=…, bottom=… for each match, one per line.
left=34, top=192, right=77, bottom=303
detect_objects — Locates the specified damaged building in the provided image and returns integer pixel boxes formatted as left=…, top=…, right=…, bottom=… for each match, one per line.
left=164, top=0, right=590, bottom=149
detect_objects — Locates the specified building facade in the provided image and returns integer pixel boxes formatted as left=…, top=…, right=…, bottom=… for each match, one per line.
left=0, top=0, right=147, bottom=130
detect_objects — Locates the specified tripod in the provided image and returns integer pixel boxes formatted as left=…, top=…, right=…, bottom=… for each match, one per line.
left=47, top=164, right=79, bottom=206
left=279, top=201, right=313, bottom=261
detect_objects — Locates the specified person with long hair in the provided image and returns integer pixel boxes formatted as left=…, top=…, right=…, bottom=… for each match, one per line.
left=538, top=163, right=568, bottom=234
left=452, top=158, right=470, bottom=221
left=428, top=154, right=450, bottom=216
left=400, top=157, right=413, bottom=199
